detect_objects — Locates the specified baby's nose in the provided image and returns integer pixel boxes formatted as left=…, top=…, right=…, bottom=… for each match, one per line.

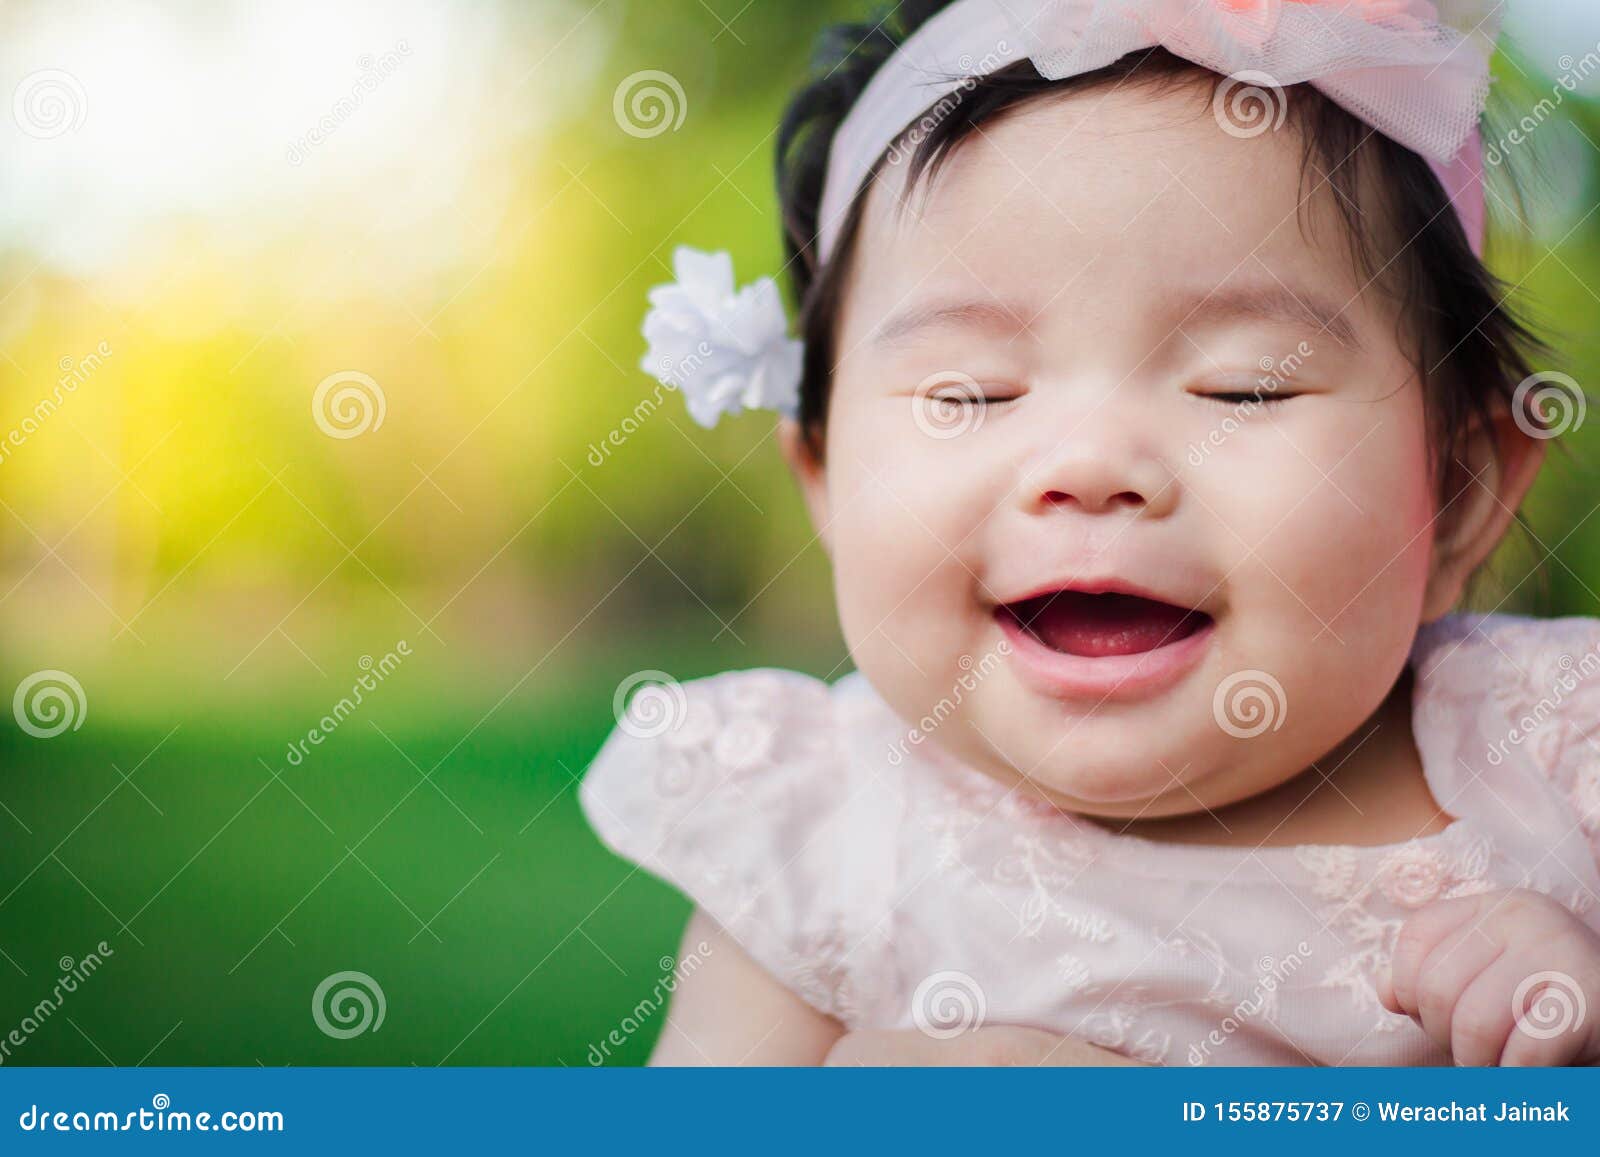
left=1024, top=443, right=1177, bottom=518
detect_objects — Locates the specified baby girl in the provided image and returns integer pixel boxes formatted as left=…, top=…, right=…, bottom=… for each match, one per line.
left=582, top=0, right=1600, bottom=1066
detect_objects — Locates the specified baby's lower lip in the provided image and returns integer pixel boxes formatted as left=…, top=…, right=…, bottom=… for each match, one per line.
left=994, top=597, right=1216, bottom=702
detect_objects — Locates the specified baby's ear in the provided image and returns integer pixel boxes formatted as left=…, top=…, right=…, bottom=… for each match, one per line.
left=1421, top=405, right=1547, bottom=621
left=776, top=418, right=832, bottom=556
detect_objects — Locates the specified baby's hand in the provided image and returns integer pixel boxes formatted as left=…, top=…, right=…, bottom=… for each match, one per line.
left=1377, top=888, right=1600, bottom=1065
left=823, top=1025, right=1145, bottom=1066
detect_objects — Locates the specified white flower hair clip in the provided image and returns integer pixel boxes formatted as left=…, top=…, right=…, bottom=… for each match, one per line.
left=640, top=246, right=803, bottom=429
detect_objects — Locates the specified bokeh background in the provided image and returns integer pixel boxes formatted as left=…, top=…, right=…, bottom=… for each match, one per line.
left=1, top=0, right=1598, bottom=1066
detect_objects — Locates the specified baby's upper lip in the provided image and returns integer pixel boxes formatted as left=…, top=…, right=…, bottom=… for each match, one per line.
left=993, top=573, right=1211, bottom=614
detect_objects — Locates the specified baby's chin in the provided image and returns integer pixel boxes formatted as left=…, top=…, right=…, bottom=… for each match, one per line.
left=1009, top=755, right=1207, bottom=817
left=930, top=723, right=1222, bottom=818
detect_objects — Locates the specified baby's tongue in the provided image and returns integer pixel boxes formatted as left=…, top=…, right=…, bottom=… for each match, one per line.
left=1019, top=592, right=1200, bottom=658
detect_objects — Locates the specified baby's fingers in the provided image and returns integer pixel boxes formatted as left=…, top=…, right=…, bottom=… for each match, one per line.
left=1384, top=895, right=1485, bottom=1017
left=1447, top=955, right=1522, bottom=1066
left=1411, top=928, right=1504, bottom=1055
left=1500, top=968, right=1595, bottom=1067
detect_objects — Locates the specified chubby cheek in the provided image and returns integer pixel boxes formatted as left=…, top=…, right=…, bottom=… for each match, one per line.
left=1200, top=400, right=1432, bottom=610
left=823, top=407, right=995, bottom=708
left=1201, top=403, right=1435, bottom=753
left=1282, top=412, right=1433, bottom=643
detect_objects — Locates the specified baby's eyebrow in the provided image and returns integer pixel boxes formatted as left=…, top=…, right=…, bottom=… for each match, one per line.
left=1177, top=282, right=1361, bottom=352
left=870, top=282, right=1360, bottom=352
left=871, top=297, right=1033, bottom=347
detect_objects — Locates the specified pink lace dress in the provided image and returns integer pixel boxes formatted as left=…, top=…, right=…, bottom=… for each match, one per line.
left=579, top=612, right=1600, bottom=1065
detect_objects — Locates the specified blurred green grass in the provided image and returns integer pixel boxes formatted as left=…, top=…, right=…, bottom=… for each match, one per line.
left=0, top=668, right=692, bottom=1067
left=0, top=604, right=849, bottom=1066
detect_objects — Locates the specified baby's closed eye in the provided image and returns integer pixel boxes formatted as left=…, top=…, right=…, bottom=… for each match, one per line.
left=901, top=371, right=1026, bottom=408
left=1190, top=384, right=1305, bottom=406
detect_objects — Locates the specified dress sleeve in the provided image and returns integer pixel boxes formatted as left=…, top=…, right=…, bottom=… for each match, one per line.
left=1436, top=614, right=1600, bottom=884
left=578, top=668, right=895, bottom=1025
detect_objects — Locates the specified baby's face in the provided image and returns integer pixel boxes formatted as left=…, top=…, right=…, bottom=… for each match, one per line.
left=807, top=80, right=1445, bottom=818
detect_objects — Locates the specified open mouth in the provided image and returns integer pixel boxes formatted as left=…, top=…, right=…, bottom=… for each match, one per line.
left=995, top=590, right=1212, bottom=658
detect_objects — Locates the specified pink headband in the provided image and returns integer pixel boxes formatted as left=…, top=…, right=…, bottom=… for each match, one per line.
left=816, top=0, right=1502, bottom=263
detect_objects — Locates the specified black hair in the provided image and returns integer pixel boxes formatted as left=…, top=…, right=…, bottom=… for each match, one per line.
left=774, top=1, right=1564, bottom=589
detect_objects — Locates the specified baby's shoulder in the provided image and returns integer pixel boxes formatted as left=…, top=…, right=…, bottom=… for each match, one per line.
left=592, top=665, right=843, bottom=777
left=1416, top=610, right=1600, bottom=836
left=1416, top=611, right=1600, bottom=717
left=581, top=667, right=840, bottom=832
left=1417, top=609, right=1600, bottom=667
left=578, top=666, right=897, bottom=1023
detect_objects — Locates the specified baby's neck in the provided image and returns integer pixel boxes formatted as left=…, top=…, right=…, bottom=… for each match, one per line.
left=1097, top=667, right=1455, bottom=849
